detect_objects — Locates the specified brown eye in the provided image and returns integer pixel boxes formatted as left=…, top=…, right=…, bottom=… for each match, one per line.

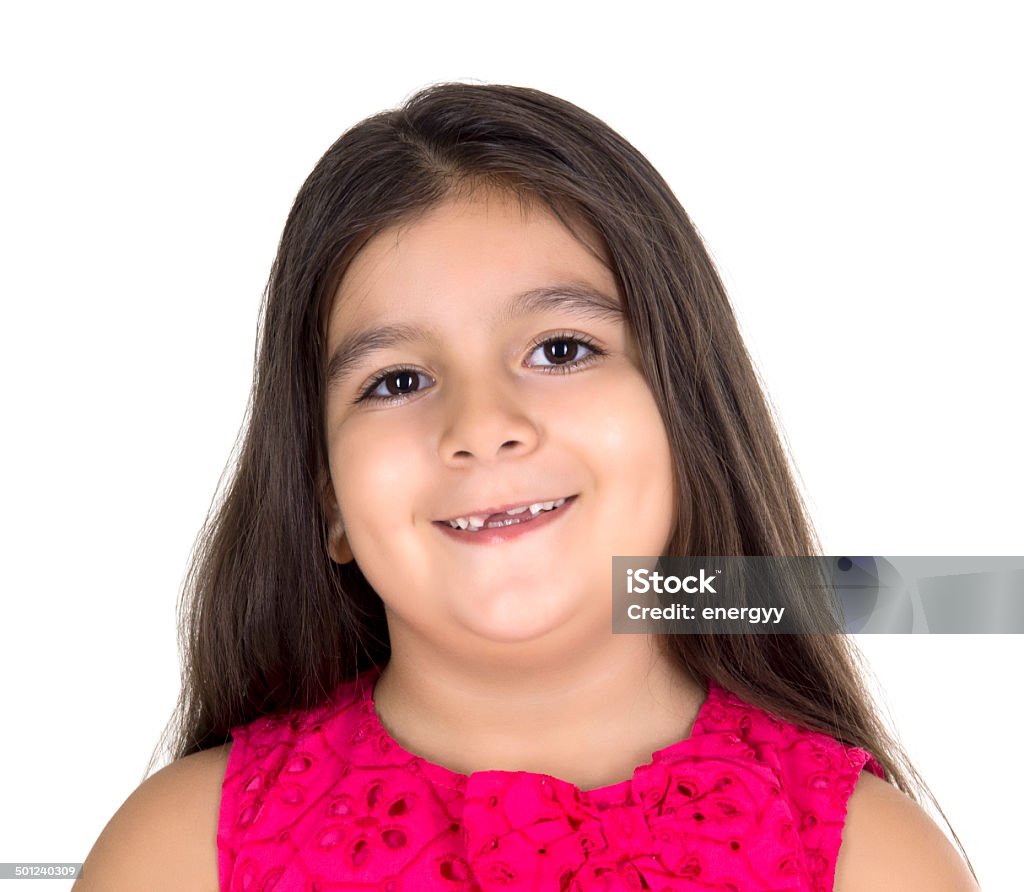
left=542, top=338, right=579, bottom=363
left=527, top=334, right=602, bottom=371
left=357, top=368, right=432, bottom=404
left=381, top=370, right=419, bottom=396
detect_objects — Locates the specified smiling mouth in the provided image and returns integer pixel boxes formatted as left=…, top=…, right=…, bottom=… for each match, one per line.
left=434, top=496, right=576, bottom=531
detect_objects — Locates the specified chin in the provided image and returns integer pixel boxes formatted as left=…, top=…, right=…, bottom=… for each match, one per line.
left=453, top=594, right=599, bottom=648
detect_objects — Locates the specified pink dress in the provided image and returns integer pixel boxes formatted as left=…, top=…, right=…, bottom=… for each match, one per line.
left=218, top=665, right=884, bottom=891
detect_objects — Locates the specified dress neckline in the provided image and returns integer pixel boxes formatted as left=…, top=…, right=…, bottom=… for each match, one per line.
left=357, top=663, right=721, bottom=808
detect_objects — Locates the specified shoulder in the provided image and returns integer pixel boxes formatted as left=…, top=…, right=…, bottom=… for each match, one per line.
left=73, top=742, right=232, bottom=892
left=705, top=687, right=977, bottom=889
left=834, top=769, right=978, bottom=891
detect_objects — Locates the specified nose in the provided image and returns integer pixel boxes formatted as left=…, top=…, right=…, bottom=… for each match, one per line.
left=437, top=373, right=540, bottom=465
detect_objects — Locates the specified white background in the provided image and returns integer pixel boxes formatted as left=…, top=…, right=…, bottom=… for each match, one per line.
left=2, top=2, right=1020, bottom=888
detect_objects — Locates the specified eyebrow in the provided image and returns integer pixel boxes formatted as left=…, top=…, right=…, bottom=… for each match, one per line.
left=324, top=282, right=625, bottom=392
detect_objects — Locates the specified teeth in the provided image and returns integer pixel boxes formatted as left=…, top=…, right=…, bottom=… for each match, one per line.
left=446, top=497, right=567, bottom=530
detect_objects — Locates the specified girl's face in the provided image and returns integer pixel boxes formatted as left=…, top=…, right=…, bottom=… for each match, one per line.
left=322, top=188, right=676, bottom=650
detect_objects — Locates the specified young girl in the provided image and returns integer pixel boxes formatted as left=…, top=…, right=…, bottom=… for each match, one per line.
left=76, top=83, right=978, bottom=891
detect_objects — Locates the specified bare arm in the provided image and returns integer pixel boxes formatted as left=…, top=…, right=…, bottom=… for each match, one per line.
left=835, top=770, right=980, bottom=891
left=73, top=743, right=231, bottom=892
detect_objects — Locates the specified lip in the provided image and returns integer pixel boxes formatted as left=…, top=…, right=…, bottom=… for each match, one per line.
left=434, top=496, right=574, bottom=524
left=433, top=494, right=577, bottom=545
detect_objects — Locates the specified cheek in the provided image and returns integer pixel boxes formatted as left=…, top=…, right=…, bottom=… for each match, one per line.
left=330, top=426, right=436, bottom=603
left=578, top=375, right=676, bottom=540
left=586, top=374, right=672, bottom=472
left=332, top=424, right=422, bottom=533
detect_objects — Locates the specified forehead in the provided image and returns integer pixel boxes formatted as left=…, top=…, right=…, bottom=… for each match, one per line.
left=326, top=189, right=616, bottom=334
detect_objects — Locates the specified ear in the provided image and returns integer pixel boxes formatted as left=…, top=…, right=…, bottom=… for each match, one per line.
left=327, top=511, right=355, bottom=565
left=318, top=465, right=355, bottom=565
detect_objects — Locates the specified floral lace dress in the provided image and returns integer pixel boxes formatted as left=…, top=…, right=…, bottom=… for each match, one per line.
left=218, top=665, right=883, bottom=890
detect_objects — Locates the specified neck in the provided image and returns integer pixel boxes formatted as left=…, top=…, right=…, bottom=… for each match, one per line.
left=372, top=626, right=706, bottom=791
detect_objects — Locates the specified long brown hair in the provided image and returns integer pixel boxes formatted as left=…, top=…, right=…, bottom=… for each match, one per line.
left=152, top=81, right=970, bottom=873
